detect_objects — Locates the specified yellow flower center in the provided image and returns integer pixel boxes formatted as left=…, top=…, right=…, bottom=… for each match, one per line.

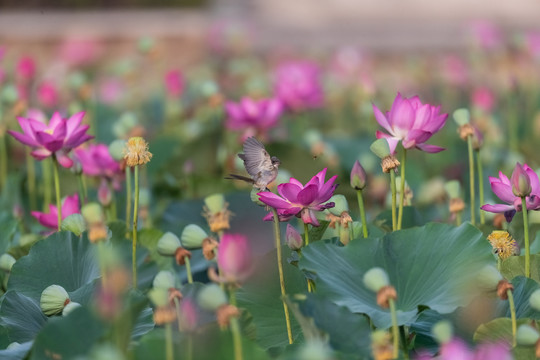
left=487, top=231, right=518, bottom=260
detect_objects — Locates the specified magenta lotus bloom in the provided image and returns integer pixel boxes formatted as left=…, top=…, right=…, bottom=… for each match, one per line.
left=37, top=81, right=59, bottom=108
left=31, top=194, right=79, bottom=230
left=258, top=168, right=337, bottom=226
left=273, top=61, right=324, bottom=112
left=373, top=93, right=448, bottom=154
left=8, top=112, right=93, bottom=168
left=164, top=70, right=185, bottom=98
left=74, top=144, right=122, bottom=180
left=16, top=56, right=36, bottom=82
left=225, top=97, right=283, bottom=141
left=481, top=163, right=540, bottom=222
left=217, top=234, right=253, bottom=284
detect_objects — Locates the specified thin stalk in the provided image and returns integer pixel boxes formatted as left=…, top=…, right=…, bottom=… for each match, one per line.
left=390, top=171, right=397, bottom=231
left=507, top=289, right=517, bottom=347
left=26, top=149, right=37, bottom=211
left=108, top=180, right=117, bottom=221
left=521, top=197, right=530, bottom=278
left=42, top=158, right=52, bottom=212
left=97, top=241, right=108, bottom=288
left=77, top=174, right=86, bottom=207
left=467, top=136, right=476, bottom=225
left=476, top=150, right=485, bottom=224
left=399, top=326, right=409, bottom=359
left=271, top=208, right=293, bottom=344
left=229, top=289, right=243, bottom=360
left=388, top=298, right=400, bottom=359
left=456, top=212, right=462, bottom=226
left=165, top=323, right=174, bottom=360
left=356, top=189, right=368, bottom=237
left=81, top=174, right=88, bottom=201
left=303, top=222, right=313, bottom=293
left=132, top=165, right=139, bottom=289
left=397, top=149, right=407, bottom=230
left=52, top=156, right=62, bottom=231
left=185, top=256, right=193, bottom=284
left=186, top=334, right=193, bottom=360
left=125, top=167, right=132, bottom=237
left=497, top=257, right=502, bottom=272
left=0, top=134, right=6, bottom=190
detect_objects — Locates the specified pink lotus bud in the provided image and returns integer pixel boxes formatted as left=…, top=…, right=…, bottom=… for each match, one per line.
left=165, top=70, right=184, bottom=98
left=511, top=162, right=532, bottom=197
left=16, top=56, right=36, bottom=82
left=217, top=234, right=253, bottom=283
left=37, top=81, right=59, bottom=107
left=179, top=299, right=198, bottom=332
left=350, top=160, right=367, bottom=190
left=286, top=224, right=303, bottom=250
left=98, top=180, right=112, bottom=207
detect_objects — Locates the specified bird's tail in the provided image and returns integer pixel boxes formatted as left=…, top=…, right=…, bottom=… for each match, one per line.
left=225, top=174, right=254, bottom=184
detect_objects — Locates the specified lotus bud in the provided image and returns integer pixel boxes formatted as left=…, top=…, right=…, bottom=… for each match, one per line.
left=328, top=195, right=349, bottom=216
left=250, top=188, right=265, bottom=206
left=471, top=126, right=484, bottom=150
left=476, top=265, right=503, bottom=291
left=453, top=108, right=470, bottom=126
left=60, top=214, right=86, bottom=236
left=529, top=289, right=540, bottom=311
left=363, top=267, right=390, bottom=293
left=157, top=232, right=181, bottom=256
left=97, top=181, right=112, bottom=207
left=511, top=162, right=532, bottom=197
left=62, top=301, right=81, bottom=317
left=153, top=270, right=176, bottom=290
left=108, top=139, right=126, bottom=162
left=139, top=188, right=151, bottom=207
left=81, top=203, right=104, bottom=225
left=148, top=287, right=169, bottom=307
left=370, top=139, right=391, bottom=159
left=197, top=284, right=228, bottom=311
left=516, top=324, right=540, bottom=346
left=204, top=193, right=226, bottom=215
left=181, top=224, right=208, bottom=249
left=444, top=180, right=461, bottom=199
left=0, top=254, right=16, bottom=272
left=218, top=234, right=253, bottom=284
left=432, top=320, right=453, bottom=344
left=40, top=284, right=70, bottom=316
left=286, top=224, right=303, bottom=251
left=350, top=160, right=367, bottom=190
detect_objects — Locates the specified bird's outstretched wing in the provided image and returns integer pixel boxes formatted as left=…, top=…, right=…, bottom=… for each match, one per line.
left=238, top=137, right=272, bottom=178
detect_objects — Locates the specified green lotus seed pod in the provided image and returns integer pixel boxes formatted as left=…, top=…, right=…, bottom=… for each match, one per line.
left=181, top=224, right=208, bottom=249
left=108, top=139, right=126, bottom=162
left=453, top=108, right=470, bottom=126
left=476, top=265, right=502, bottom=291
left=81, top=203, right=104, bottom=225
left=89, top=343, right=125, bottom=360
left=444, top=180, right=461, bottom=199
left=517, top=324, right=540, bottom=346
left=139, top=188, right=151, bottom=207
left=0, top=254, right=16, bottom=272
left=298, top=340, right=332, bottom=360
left=197, top=284, right=228, bottom=311
left=62, top=301, right=81, bottom=317
left=119, top=112, right=138, bottom=129
left=250, top=188, right=265, bottom=207
left=153, top=270, right=176, bottom=290
left=529, top=289, right=540, bottom=311
left=328, top=195, right=349, bottom=216
left=148, top=287, right=169, bottom=307
left=112, top=122, right=128, bottom=139
left=370, top=139, right=391, bottom=159
left=432, top=320, right=453, bottom=344
left=40, top=285, right=70, bottom=316
left=371, top=329, right=389, bottom=345
left=61, top=214, right=86, bottom=236
left=19, top=234, right=39, bottom=247
left=204, top=193, right=225, bottom=214
left=157, top=232, right=181, bottom=256
left=363, top=267, right=390, bottom=293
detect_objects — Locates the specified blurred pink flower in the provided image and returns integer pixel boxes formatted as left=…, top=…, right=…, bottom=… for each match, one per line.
left=441, top=55, right=468, bottom=86
left=417, top=338, right=512, bottom=360
left=37, top=81, right=59, bottom=107
left=273, top=61, right=324, bottom=111
left=258, top=168, right=337, bottom=226
left=31, top=194, right=79, bottom=230
left=99, top=78, right=124, bottom=105
left=225, top=97, right=283, bottom=141
left=373, top=93, right=448, bottom=154
left=179, top=299, right=198, bottom=332
left=16, top=56, right=36, bottom=82
left=217, top=234, right=253, bottom=284
left=164, top=70, right=185, bottom=98
left=470, top=20, right=503, bottom=50
left=58, top=38, right=102, bottom=66
left=8, top=112, right=94, bottom=168
left=525, top=32, right=540, bottom=59
left=74, top=143, right=121, bottom=180
left=439, top=338, right=473, bottom=360
left=481, top=162, right=540, bottom=222
left=471, top=87, right=495, bottom=113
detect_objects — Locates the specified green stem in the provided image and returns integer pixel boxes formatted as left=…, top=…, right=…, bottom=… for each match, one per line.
left=108, top=180, right=117, bottom=221
left=390, top=171, right=397, bottom=231
left=82, top=174, right=88, bottom=201
left=456, top=212, right=462, bottom=226
left=476, top=150, right=485, bottom=224
left=42, top=158, right=52, bottom=212
left=356, top=189, right=368, bottom=238
left=389, top=298, right=400, bottom=359
left=97, top=241, right=108, bottom=288
left=303, top=222, right=313, bottom=293
left=132, top=165, right=139, bottom=289
left=52, top=156, right=62, bottom=232
left=228, top=288, right=243, bottom=360
left=126, top=166, right=132, bottom=237
left=77, top=174, right=86, bottom=208
left=467, top=136, right=476, bottom=225
left=185, top=256, right=193, bottom=284
left=165, top=323, right=174, bottom=360
left=397, top=149, right=407, bottom=230
left=522, top=197, right=530, bottom=278
left=271, top=208, right=293, bottom=344
left=507, top=289, right=517, bottom=347
left=26, top=149, right=37, bottom=211
left=186, top=334, right=193, bottom=360
left=497, top=257, right=502, bottom=272
left=399, top=326, right=409, bottom=359
left=0, top=134, right=6, bottom=191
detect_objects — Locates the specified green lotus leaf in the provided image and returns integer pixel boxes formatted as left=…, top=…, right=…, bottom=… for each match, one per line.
left=500, top=255, right=540, bottom=283
left=496, top=276, right=540, bottom=320
left=0, top=341, right=32, bottom=360
left=473, top=317, right=530, bottom=346
left=299, top=222, right=492, bottom=328
left=0, top=291, right=47, bottom=343
left=409, top=309, right=445, bottom=354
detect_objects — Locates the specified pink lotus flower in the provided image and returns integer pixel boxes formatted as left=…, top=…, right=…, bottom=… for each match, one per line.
left=37, top=81, right=59, bottom=107
left=164, top=70, right=185, bottom=98
left=416, top=338, right=512, bottom=360
left=258, top=168, right=337, bottom=226
left=8, top=112, right=93, bottom=168
left=225, top=97, right=283, bottom=141
left=471, top=87, right=495, bottom=113
left=58, top=38, right=102, bottom=66
left=273, top=61, right=324, bottom=112
left=470, top=20, right=503, bottom=50
left=31, top=194, right=79, bottom=230
left=217, top=234, right=253, bottom=284
left=373, top=93, right=448, bottom=154
left=481, top=163, right=540, bottom=222
left=16, top=56, right=36, bottom=82
left=74, top=143, right=121, bottom=180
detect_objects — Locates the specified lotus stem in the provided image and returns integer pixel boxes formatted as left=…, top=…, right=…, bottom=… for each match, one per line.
left=165, top=322, right=174, bottom=360
left=521, top=197, right=530, bottom=278
left=77, top=173, right=86, bottom=208
left=97, top=240, right=108, bottom=288
left=390, top=171, right=397, bottom=231
left=132, top=165, right=139, bottom=289
left=397, top=149, right=407, bottom=230
left=356, top=189, right=369, bottom=238
left=399, top=326, right=409, bottom=359
left=26, top=149, right=37, bottom=211
left=229, top=288, right=243, bottom=360
left=507, top=289, right=517, bottom=347
left=185, top=256, right=193, bottom=284
left=467, top=135, right=475, bottom=225
left=456, top=212, right=462, bottom=226
left=125, top=166, right=132, bottom=237
left=388, top=298, right=400, bottom=359
left=476, top=150, right=485, bottom=225
left=108, top=180, right=117, bottom=221
left=52, top=156, right=62, bottom=231
left=0, top=133, right=6, bottom=191
left=271, top=207, right=293, bottom=344
left=303, top=222, right=313, bottom=292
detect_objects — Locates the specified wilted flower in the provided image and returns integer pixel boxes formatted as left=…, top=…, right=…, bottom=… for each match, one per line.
left=487, top=231, right=520, bottom=260
left=31, top=194, right=79, bottom=230
left=273, top=61, right=324, bottom=111
left=481, top=163, right=540, bottom=222
left=373, top=93, right=448, bottom=153
left=216, top=233, right=253, bottom=284
left=225, top=97, right=283, bottom=141
left=258, top=168, right=338, bottom=226
left=123, top=137, right=152, bottom=167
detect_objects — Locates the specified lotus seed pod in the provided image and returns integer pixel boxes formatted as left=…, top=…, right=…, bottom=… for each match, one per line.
left=529, top=289, right=540, bottom=311
left=204, top=193, right=226, bottom=214
left=7, top=342, right=20, bottom=350
left=363, top=267, right=390, bottom=293
left=19, top=234, right=39, bottom=247
left=139, top=188, right=151, bottom=207
left=197, top=284, right=228, bottom=311
left=119, top=112, right=138, bottom=129
left=81, top=203, right=104, bottom=225
left=328, top=195, right=349, bottom=216
left=61, top=214, right=86, bottom=236
left=0, top=253, right=16, bottom=272
left=444, top=180, right=461, bottom=199
left=62, top=302, right=81, bottom=317
left=453, top=108, right=470, bottom=126
left=157, top=232, right=181, bottom=256
left=181, top=224, right=208, bottom=249
left=148, top=287, right=169, bottom=307
left=250, top=188, right=265, bottom=207
left=286, top=224, right=303, bottom=251
left=40, top=284, right=70, bottom=316
left=432, top=320, right=453, bottom=344
left=370, top=138, right=391, bottom=159
left=476, top=265, right=503, bottom=291
left=371, top=329, right=389, bottom=345
left=108, top=140, right=126, bottom=161
left=298, top=340, right=333, bottom=360
left=153, top=270, right=176, bottom=290
left=89, top=343, right=125, bottom=360
left=517, top=324, right=540, bottom=346
left=112, top=122, right=128, bottom=140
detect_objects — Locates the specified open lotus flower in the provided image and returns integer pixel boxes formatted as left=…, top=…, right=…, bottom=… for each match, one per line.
left=481, top=163, right=540, bottom=222
left=31, top=194, right=79, bottom=230
left=273, top=61, right=324, bottom=112
left=258, top=168, right=337, bottom=226
left=373, top=93, right=448, bottom=154
left=8, top=112, right=93, bottom=168
left=74, top=144, right=122, bottom=182
left=225, top=97, right=283, bottom=141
